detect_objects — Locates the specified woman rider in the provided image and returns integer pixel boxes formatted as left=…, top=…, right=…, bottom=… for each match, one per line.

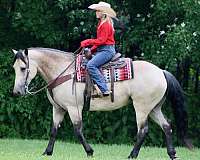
left=80, top=1, right=116, bottom=96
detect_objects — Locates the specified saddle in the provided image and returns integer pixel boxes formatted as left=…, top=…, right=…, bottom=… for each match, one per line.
left=102, top=53, right=126, bottom=69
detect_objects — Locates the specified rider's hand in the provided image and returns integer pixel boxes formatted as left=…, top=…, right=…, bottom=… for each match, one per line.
left=84, top=48, right=92, bottom=60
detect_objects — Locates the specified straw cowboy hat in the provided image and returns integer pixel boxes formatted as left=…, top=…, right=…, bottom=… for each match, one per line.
left=88, top=1, right=116, bottom=18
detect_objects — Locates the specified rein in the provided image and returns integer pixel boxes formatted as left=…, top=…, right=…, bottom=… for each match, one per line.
left=25, top=47, right=83, bottom=95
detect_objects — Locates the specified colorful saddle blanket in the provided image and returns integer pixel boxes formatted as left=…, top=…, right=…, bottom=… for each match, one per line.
left=76, top=55, right=134, bottom=83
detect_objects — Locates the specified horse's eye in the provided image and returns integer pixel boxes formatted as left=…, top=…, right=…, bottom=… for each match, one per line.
left=20, top=67, right=26, bottom=72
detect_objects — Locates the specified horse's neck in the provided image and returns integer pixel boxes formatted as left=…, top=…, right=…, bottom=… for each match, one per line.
left=29, top=49, right=74, bottom=82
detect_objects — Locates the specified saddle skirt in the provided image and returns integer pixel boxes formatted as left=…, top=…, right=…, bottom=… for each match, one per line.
left=76, top=54, right=134, bottom=83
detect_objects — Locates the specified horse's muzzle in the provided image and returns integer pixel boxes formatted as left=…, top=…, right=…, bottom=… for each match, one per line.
left=12, top=87, right=26, bottom=96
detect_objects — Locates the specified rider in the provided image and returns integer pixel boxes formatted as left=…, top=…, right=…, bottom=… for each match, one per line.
left=80, top=1, right=116, bottom=96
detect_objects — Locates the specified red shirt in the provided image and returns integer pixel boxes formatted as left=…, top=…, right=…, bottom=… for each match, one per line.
left=83, top=20, right=115, bottom=52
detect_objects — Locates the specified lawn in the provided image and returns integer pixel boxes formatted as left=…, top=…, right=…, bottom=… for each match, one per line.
left=0, top=139, right=199, bottom=160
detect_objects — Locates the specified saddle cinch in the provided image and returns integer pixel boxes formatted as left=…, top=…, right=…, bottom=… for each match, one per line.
left=76, top=49, right=134, bottom=110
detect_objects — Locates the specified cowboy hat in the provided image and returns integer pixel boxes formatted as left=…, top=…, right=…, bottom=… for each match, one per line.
left=88, top=1, right=116, bottom=18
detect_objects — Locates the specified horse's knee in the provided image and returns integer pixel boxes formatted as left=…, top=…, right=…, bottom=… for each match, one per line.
left=142, top=125, right=148, bottom=135
left=138, top=119, right=148, bottom=133
left=138, top=124, right=148, bottom=139
left=73, top=121, right=82, bottom=130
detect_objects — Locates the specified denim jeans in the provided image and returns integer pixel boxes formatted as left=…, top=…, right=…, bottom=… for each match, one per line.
left=87, top=45, right=115, bottom=93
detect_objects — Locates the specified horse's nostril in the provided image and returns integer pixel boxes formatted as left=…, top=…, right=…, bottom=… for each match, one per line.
left=12, top=90, right=21, bottom=96
left=17, top=91, right=21, bottom=96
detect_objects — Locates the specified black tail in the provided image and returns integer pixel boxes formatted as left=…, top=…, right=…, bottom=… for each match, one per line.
left=163, top=70, right=193, bottom=149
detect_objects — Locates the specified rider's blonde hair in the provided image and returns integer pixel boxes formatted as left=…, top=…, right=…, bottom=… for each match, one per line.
left=100, top=13, right=114, bottom=31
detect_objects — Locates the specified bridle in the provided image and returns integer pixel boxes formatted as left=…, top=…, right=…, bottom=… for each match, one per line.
left=24, top=54, right=30, bottom=94
left=18, top=47, right=83, bottom=95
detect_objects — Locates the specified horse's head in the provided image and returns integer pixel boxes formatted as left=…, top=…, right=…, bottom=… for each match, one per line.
left=12, top=49, right=37, bottom=96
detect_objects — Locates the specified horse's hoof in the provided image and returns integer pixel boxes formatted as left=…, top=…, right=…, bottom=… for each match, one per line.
left=42, top=150, right=53, bottom=156
left=171, top=156, right=180, bottom=160
left=128, top=153, right=137, bottom=159
left=128, top=150, right=138, bottom=159
left=87, top=149, right=94, bottom=157
left=128, top=156, right=136, bottom=159
left=170, top=155, right=179, bottom=160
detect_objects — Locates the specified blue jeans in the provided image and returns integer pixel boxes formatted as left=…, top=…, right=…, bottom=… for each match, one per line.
left=87, top=45, right=115, bottom=93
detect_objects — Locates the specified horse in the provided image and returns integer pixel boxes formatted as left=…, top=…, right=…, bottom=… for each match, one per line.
left=12, top=48, right=193, bottom=159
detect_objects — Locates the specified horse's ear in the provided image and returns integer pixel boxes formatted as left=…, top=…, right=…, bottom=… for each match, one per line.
left=24, top=48, right=28, bottom=56
left=12, top=49, right=18, bottom=55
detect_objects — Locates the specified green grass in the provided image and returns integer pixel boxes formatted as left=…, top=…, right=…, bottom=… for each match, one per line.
left=0, top=139, right=199, bottom=160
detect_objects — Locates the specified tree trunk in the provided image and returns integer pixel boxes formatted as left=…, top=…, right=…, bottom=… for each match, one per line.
left=176, top=59, right=182, bottom=85
left=194, top=65, right=199, bottom=93
left=182, top=56, right=191, bottom=90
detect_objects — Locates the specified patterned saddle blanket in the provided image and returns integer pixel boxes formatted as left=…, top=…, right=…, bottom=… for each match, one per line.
left=76, top=54, right=134, bottom=83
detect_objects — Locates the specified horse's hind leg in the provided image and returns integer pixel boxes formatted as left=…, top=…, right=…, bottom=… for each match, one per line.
left=150, top=106, right=176, bottom=159
left=43, top=106, right=65, bottom=155
left=68, top=108, right=94, bottom=156
left=128, top=111, right=149, bottom=159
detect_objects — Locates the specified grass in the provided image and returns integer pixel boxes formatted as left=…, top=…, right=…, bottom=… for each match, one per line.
left=0, top=139, right=199, bottom=160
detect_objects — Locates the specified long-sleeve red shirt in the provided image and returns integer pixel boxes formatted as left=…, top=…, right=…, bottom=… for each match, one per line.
left=82, top=20, right=115, bottom=53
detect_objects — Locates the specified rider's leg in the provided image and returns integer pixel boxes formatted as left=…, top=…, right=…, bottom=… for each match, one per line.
left=86, top=45, right=115, bottom=94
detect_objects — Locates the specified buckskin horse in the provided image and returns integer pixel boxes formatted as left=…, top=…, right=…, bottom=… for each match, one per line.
left=12, top=48, right=192, bottom=159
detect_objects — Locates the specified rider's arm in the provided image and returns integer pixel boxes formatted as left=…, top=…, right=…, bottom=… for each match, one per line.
left=80, top=21, right=111, bottom=47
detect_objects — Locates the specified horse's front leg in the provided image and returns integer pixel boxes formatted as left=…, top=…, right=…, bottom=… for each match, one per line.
left=43, top=107, right=65, bottom=156
left=68, top=108, right=94, bottom=156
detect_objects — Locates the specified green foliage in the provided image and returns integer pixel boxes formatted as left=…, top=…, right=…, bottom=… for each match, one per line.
left=0, top=0, right=200, bottom=147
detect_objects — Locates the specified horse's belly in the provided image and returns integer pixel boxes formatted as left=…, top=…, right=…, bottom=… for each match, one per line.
left=90, top=97, right=130, bottom=111
left=90, top=81, right=131, bottom=111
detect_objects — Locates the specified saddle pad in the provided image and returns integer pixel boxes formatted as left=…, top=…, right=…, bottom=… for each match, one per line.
left=76, top=55, right=133, bottom=83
